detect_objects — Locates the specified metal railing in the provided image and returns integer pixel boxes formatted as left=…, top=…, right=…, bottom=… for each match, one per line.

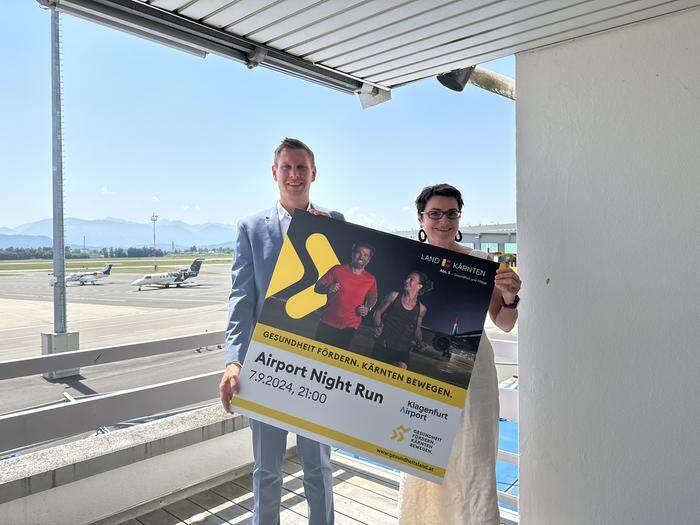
left=0, top=331, right=226, bottom=454
left=0, top=331, right=225, bottom=380
left=493, top=337, right=520, bottom=514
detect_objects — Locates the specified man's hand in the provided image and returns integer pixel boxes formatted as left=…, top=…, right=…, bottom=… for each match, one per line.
left=374, top=323, right=383, bottom=337
left=328, top=281, right=341, bottom=294
left=219, top=363, right=242, bottom=414
left=356, top=305, right=370, bottom=317
left=495, top=267, right=522, bottom=305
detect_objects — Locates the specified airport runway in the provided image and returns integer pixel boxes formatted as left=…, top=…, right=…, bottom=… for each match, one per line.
left=0, top=300, right=228, bottom=360
left=0, top=264, right=232, bottom=309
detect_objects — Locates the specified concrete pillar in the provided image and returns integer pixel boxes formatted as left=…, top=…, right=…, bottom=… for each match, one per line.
left=41, top=332, right=80, bottom=379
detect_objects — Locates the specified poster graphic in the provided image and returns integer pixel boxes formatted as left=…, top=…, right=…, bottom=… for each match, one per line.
left=231, top=212, right=498, bottom=482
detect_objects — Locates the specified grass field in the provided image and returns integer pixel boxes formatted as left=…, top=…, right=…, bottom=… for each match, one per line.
left=0, top=255, right=231, bottom=272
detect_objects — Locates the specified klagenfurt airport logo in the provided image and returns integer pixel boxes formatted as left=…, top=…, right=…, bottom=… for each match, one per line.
left=390, top=425, right=411, bottom=442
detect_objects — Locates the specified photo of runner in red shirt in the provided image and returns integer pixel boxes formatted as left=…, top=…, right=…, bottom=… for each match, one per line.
left=314, top=241, right=378, bottom=349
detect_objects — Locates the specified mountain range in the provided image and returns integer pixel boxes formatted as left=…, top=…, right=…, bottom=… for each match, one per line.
left=0, top=218, right=236, bottom=250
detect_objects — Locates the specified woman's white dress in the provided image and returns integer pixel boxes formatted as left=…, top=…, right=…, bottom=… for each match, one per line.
left=398, top=250, right=500, bottom=525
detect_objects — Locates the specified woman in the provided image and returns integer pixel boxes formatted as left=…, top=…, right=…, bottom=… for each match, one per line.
left=372, top=271, right=433, bottom=369
left=398, top=184, right=522, bottom=525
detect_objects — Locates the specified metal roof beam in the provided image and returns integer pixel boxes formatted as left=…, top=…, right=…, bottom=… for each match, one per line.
left=41, top=0, right=365, bottom=94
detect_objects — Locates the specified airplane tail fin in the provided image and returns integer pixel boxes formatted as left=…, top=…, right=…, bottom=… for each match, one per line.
left=189, top=258, right=204, bottom=276
left=103, top=264, right=113, bottom=275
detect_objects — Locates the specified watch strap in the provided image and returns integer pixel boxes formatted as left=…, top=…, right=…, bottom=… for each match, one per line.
left=501, top=294, right=520, bottom=309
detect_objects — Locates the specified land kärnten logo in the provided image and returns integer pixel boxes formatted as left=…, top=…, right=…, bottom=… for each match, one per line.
left=265, top=234, right=340, bottom=319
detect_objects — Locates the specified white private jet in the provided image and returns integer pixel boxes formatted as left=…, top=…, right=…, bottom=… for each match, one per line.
left=65, top=264, right=113, bottom=285
left=131, top=258, right=204, bottom=291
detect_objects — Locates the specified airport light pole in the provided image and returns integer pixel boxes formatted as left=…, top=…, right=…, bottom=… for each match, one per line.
left=51, top=8, right=66, bottom=335
left=43, top=8, right=79, bottom=379
left=151, top=212, right=158, bottom=270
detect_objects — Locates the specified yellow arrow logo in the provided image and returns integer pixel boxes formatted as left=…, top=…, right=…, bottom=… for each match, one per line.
left=265, top=233, right=340, bottom=319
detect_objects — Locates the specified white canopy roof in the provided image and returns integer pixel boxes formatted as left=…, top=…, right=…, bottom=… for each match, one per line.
left=45, top=0, right=698, bottom=101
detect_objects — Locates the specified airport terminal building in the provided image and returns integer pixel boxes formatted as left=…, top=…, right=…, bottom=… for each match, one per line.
left=395, top=223, right=517, bottom=254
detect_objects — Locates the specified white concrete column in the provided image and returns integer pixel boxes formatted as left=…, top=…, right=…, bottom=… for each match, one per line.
left=516, top=7, right=700, bottom=524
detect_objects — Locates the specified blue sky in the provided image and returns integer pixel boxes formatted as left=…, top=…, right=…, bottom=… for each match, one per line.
left=2, top=0, right=515, bottom=232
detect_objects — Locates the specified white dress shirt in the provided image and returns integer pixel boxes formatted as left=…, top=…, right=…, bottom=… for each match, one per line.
left=276, top=200, right=314, bottom=236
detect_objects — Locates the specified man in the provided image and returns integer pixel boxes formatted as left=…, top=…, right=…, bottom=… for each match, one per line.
left=220, top=138, right=343, bottom=525
left=313, top=241, right=378, bottom=350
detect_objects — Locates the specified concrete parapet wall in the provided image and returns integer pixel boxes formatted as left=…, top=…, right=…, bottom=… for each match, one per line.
left=0, top=405, right=294, bottom=524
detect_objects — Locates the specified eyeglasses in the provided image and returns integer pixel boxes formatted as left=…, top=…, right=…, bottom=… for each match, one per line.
left=422, top=209, right=461, bottom=220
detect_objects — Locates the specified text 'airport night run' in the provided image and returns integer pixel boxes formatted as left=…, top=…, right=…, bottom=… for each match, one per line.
left=253, top=351, right=384, bottom=405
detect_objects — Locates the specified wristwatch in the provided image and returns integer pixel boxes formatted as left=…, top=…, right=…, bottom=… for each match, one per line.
left=501, top=294, right=520, bottom=309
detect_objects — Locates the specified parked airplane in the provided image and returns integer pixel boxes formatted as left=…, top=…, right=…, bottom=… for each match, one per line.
left=427, top=328, right=482, bottom=357
left=421, top=316, right=483, bottom=359
left=65, top=264, right=113, bottom=285
left=131, top=258, right=204, bottom=291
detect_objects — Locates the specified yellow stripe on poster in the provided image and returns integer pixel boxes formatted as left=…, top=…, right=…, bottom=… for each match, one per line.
left=252, top=323, right=466, bottom=408
left=232, top=397, right=445, bottom=479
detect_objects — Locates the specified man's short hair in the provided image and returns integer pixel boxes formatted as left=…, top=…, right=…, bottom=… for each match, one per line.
left=273, top=138, right=316, bottom=168
left=352, top=241, right=375, bottom=258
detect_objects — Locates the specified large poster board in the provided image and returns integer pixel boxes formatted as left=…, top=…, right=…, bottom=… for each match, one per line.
left=231, top=212, right=497, bottom=482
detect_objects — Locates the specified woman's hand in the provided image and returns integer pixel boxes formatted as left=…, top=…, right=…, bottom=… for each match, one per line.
left=308, top=210, right=330, bottom=217
left=374, top=323, right=383, bottom=337
left=494, top=267, right=521, bottom=304
left=414, top=340, right=429, bottom=353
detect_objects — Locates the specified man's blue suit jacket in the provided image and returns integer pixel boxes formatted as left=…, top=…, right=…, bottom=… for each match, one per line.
left=225, top=205, right=344, bottom=366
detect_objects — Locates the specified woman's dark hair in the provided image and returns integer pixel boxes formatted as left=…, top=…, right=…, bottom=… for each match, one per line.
left=408, top=271, right=434, bottom=295
left=415, top=184, right=464, bottom=214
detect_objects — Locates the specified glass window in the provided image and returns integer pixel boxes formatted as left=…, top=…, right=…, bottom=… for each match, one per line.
left=461, top=242, right=475, bottom=249
left=504, top=243, right=517, bottom=254
left=480, top=243, right=499, bottom=253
